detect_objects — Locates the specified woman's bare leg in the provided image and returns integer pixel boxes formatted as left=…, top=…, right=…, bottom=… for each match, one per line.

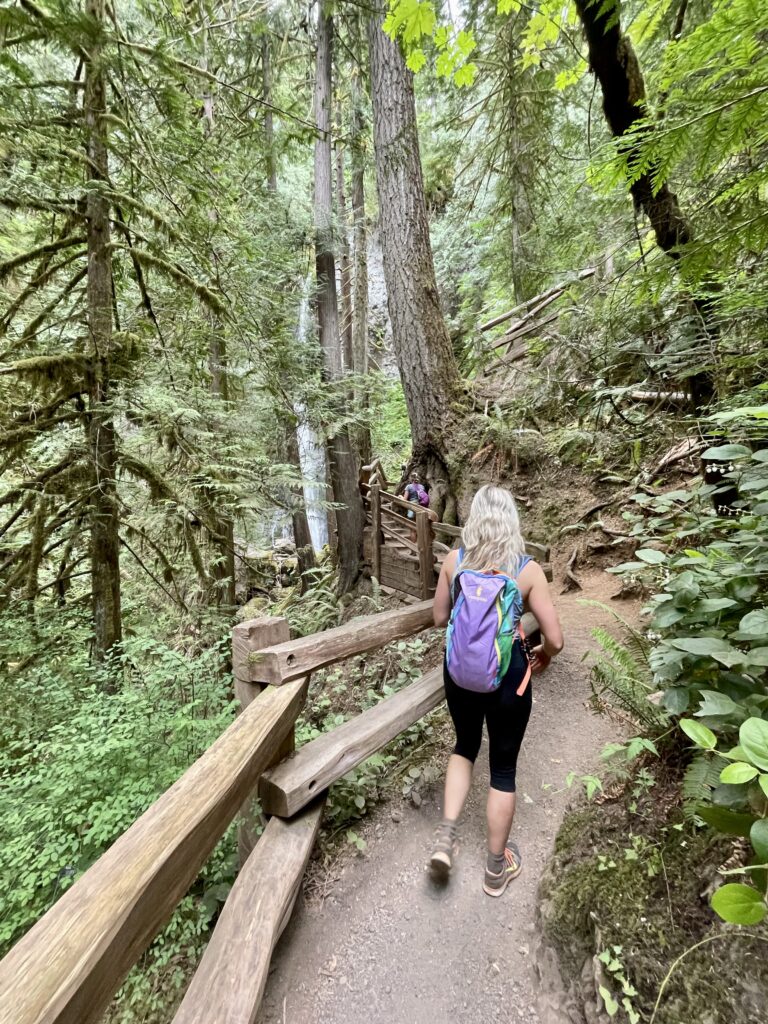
left=487, top=787, right=516, bottom=855
left=442, top=753, right=473, bottom=821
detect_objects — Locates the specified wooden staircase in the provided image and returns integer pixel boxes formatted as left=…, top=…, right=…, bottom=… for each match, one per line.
left=359, top=459, right=551, bottom=601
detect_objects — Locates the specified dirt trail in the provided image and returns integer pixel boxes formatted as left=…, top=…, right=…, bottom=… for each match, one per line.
left=259, top=577, right=628, bottom=1024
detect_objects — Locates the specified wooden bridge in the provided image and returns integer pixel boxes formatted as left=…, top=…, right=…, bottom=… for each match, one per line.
left=360, top=459, right=550, bottom=600
left=0, top=466, right=550, bottom=1024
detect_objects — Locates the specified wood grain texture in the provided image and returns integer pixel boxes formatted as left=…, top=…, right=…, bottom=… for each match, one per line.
left=260, top=668, right=444, bottom=817
left=370, top=482, right=381, bottom=582
left=0, top=676, right=308, bottom=1024
left=233, top=615, right=291, bottom=684
left=172, top=799, right=325, bottom=1024
left=248, top=600, right=435, bottom=686
left=415, top=510, right=433, bottom=600
left=234, top=617, right=292, bottom=864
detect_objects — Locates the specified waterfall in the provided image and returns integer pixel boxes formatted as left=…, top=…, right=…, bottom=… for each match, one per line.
left=294, top=277, right=329, bottom=551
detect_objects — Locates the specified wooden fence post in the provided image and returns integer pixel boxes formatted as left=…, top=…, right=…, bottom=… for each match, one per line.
left=415, top=509, right=432, bottom=600
left=371, top=482, right=381, bottom=582
left=232, top=615, right=293, bottom=864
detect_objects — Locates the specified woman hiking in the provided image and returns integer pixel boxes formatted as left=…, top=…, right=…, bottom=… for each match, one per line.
left=430, top=485, right=563, bottom=896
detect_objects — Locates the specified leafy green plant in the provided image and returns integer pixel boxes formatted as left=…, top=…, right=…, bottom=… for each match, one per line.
left=679, top=715, right=768, bottom=925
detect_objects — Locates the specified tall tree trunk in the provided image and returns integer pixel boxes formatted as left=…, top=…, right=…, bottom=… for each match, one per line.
left=84, top=0, right=122, bottom=669
left=574, top=0, right=715, bottom=409
left=200, top=24, right=236, bottom=610
left=263, top=29, right=316, bottom=582
left=350, top=49, right=372, bottom=465
left=367, top=11, right=462, bottom=521
left=262, top=34, right=278, bottom=194
left=314, top=9, right=364, bottom=593
left=335, top=139, right=354, bottom=374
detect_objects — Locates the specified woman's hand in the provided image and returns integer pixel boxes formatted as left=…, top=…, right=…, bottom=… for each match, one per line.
left=530, top=645, right=551, bottom=674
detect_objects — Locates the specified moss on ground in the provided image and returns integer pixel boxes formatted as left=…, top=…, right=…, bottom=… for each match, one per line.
left=540, top=776, right=768, bottom=1023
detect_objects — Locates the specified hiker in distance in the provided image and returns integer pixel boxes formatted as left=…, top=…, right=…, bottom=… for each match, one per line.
left=430, top=485, right=563, bottom=896
left=398, top=471, right=430, bottom=518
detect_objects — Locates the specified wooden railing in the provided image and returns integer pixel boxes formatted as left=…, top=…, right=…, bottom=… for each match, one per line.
left=359, top=459, right=552, bottom=599
left=0, top=462, right=555, bottom=1024
left=0, top=600, right=440, bottom=1024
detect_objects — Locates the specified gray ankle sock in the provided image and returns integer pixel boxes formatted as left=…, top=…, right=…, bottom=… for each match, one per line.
left=440, top=817, right=457, bottom=836
left=487, top=849, right=505, bottom=874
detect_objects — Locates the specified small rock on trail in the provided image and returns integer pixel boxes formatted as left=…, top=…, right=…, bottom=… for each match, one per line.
left=258, top=587, right=623, bottom=1024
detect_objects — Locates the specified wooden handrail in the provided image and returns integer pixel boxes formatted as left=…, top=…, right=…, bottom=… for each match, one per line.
left=260, top=668, right=444, bottom=817
left=0, top=676, right=308, bottom=1024
left=248, top=600, right=435, bottom=686
left=172, top=800, right=326, bottom=1024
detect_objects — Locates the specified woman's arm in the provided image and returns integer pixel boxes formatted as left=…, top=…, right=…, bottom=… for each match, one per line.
left=433, top=549, right=458, bottom=627
left=522, top=562, right=563, bottom=670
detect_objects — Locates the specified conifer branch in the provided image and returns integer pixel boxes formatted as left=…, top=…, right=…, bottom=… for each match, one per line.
left=0, top=235, right=86, bottom=283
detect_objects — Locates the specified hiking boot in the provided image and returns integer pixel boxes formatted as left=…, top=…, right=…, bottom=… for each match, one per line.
left=483, top=841, right=522, bottom=897
left=429, top=821, right=458, bottom=877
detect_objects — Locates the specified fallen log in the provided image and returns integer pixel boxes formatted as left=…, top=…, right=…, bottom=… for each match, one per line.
left=172, top=799, right=326, bottom=1024
left=478, top=268, right=595, bottom=333
left=260, top=668, right=444, bottom=817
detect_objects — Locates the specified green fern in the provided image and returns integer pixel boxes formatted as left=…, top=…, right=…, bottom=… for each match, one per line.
left=588, top=619, right=665, bottom=731
left=682, top=752, right=727, bottom=821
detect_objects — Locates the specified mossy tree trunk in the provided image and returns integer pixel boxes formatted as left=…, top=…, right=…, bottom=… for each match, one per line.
left=314, top=8, right=365, bottom=593
left=84, top=0, right=122, bottom=669
left=367, top=10, right=463, bottom=521
left=574, top=0, right=716, bottom=410
left=350, top=33, right=372, bottom=466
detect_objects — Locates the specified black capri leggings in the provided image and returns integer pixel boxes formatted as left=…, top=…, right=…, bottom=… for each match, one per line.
left=443, top=641, right=532, bottom=793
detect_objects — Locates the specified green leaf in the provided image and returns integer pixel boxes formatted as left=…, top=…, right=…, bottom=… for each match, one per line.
left=453, top=62, right=477, bottom=87
left=406, top=49, right=427, bottom=72
left=696, top=691, right=743, bottom=718
left=456, top=29, right=476, bottom=56
left=759, top=775, right=768, bottom=800
left=635, top=548, right=666, bottom=564
left=711, top=883, right=766, bottom=925
left=662, top=687, right=689, bottom=714
left=742, top=647, right=768, bottom=667
left=697, top=805, right=755, bottom=837
left=670, top=637, right=731, bottom=656
left=751, top=819, right=768, bottom=863
left=679, top=719, right=717, bottom=750
left=741, top=718, right=768, bottom=772
left=697, top=598, right=737, bottom=613
left=719, top=762, right=759, bottom=784
left=737, top=610, right=768, bottom=640
left=702, top=444, right=751, bottom=460
left=598, top=985, right=619, bottom=1017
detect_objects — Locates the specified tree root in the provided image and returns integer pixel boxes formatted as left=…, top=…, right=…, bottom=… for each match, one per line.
left=561, top=546, right=581, bottom=593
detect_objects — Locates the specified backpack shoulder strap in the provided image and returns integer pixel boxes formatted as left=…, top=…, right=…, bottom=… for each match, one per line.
left=449, top=548, right=464, bottom=601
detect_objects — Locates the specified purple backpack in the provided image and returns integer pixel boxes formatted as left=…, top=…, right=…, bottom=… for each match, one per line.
left=406, top=482, right=430, bottom=507
left=446, top=549, right=531, bottom=694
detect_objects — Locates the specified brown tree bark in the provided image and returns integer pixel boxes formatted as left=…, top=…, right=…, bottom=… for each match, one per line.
left=335, top=140, right=354, bottom=374
left=350, top=47, right=372, bottom=465
left=262, top=30, right=317, bottom=584
left=200, top=23, right=236, bottom=611
left=84, top=0, right=122, bottom=668
left=367, top=11, right=463, bottom=521
left=574, top=0, right=715, bottom=409
left=314, top=9, right=364, bottom=593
